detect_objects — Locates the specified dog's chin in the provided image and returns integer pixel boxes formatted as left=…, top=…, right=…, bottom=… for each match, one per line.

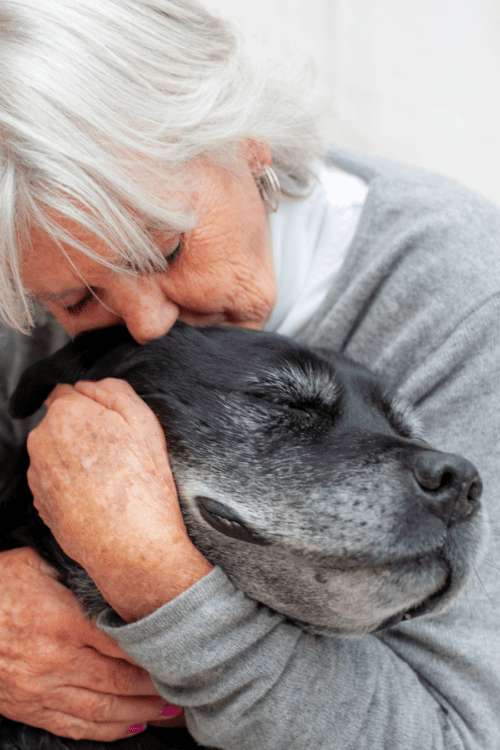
left=283, top=569, right=451, bottom=639
left=370, top=571, right=451, bottom=633
left=222, top=544, right=460, bottom=640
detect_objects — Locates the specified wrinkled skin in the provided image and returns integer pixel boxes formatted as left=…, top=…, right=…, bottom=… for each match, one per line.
left=22, top=140, right=276, bottom=342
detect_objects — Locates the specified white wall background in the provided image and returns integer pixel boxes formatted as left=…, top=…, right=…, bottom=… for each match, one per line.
left=205, top=0, right=500, bottom=204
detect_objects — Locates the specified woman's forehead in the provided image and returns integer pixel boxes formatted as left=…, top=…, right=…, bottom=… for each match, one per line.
left=25, top=212, right=116, bottom=262
left=21, top=233, right=110, bottom=300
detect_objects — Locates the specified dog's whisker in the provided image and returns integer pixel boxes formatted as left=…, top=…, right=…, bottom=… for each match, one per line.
left=479, top=556, right=500, bottom=572
left=474, top=571, right=499, bottom=613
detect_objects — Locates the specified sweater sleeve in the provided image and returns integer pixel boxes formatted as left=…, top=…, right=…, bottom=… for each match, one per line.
left=97, top=297, right=500, bottom=750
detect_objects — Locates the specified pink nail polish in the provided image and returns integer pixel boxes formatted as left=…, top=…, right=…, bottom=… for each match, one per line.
left=127, top=723, right=145, bottom=734
left=161, top=705, right=182, bottom=717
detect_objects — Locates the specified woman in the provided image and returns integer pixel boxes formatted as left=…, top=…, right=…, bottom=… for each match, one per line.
left=0, top=0, right=499, bottom=747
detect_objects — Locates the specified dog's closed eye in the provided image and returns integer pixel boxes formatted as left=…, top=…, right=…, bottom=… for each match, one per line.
left=196, top=496, right=270, bottom=546
left=251, top=393, right=314, bottom=419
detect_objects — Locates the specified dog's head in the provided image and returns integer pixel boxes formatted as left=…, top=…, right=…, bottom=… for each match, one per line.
left=11, top=323, right=485, bottom=637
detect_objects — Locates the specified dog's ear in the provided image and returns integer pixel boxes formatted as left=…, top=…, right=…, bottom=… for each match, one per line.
left=9, top=325, right=135, bottom=419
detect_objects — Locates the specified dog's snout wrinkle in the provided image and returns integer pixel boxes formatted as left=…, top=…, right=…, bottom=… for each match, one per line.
left=412, top=451, right=482, bottom=526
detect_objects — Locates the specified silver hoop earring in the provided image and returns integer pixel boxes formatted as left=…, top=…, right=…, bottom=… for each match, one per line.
left=255, top=165, right=281, bottom=213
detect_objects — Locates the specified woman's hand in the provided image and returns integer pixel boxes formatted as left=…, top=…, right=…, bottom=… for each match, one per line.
left=26, top=378, right=212, bottom=623
left=0, top=546, right=183, bottom=741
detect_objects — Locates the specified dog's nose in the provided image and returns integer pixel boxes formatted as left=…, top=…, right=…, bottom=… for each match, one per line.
left=412, top=451, right=482, bottom=525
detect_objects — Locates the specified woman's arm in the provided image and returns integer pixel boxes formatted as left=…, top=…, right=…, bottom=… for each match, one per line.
left=98, top=300, right=500, bottom=749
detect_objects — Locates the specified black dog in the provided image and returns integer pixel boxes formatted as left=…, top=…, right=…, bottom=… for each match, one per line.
left=0, top=322, right=485, bottom=750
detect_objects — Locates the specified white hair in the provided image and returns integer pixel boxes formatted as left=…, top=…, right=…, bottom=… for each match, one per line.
left=0, top=0, right=325, bottom=331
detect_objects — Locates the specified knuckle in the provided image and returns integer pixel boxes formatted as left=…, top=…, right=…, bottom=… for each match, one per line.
left=85, top=691, right=120, bottom=722
left=108, top=660, right=147, bottom=696
left=44, top=707, right=132, bottom=743
left=58, top=721, right=88, bottom=741
left=47, top=396, right=73, bottom=419
left=99, top=377, right=119, bottom=387
left=36, top=696, right=104, bottom=741
left=110, top=665, right=135, bottom=694
left=26, top=429, right=40, bottom=452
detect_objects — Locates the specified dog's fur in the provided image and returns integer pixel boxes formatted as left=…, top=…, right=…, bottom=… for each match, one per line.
left=0, top=322, right=486, bottom=750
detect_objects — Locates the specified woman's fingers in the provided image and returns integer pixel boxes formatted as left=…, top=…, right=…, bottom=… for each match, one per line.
left=49, top=378, right=156, bottom=427
left=6, top=705, right=149, bottom=742
left=42, top=684, right=169, bottom=724
left=52, top=644, right=159, bottom=698
left=74, top=377, right=150, bottom=410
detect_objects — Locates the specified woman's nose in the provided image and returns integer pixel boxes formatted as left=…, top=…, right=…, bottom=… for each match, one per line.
left=111, top=276, right=179, bottom=344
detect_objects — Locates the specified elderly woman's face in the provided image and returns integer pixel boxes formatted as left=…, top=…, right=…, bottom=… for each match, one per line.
left=21, top=143, right=277, bottom=343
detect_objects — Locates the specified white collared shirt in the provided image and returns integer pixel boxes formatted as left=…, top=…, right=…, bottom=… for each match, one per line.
left=265, top=164, right=368, bottom=337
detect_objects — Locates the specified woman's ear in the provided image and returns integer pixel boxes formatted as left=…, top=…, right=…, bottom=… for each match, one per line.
left=239, top=138, right=273, bottom=173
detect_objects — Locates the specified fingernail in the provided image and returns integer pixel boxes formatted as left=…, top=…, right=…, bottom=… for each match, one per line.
left=161, top=705, right=182, bottom=717
left=127, top=723, right=145, bottom=734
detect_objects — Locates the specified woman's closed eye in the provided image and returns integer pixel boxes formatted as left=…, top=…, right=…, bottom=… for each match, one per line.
left=62, top=240, right=183, bottom=317
left=157, top=238, right=183, bottom=268
left=63, top=291, right=96, bottom=316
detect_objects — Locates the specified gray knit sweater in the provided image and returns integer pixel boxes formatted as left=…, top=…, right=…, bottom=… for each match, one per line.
left=99, top=148, right=500, bottom=749
left=2, top=147, right=500, bottom=748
